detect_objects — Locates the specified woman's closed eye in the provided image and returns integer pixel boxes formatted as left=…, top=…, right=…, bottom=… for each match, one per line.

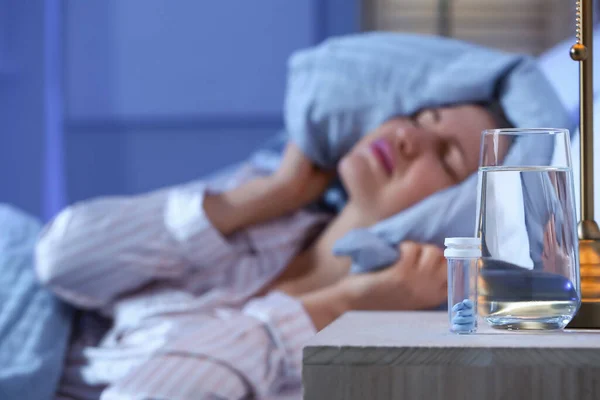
left=440, top=143, right=464, bottom=182
left=414, top=109, right=440, bottom=128
left=412, top=111, right=461, bottom=181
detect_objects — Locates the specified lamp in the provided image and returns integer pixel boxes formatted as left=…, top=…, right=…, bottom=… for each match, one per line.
left=567, top=0, right=600, bottom=328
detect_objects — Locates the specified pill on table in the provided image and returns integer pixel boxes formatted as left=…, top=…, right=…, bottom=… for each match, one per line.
left=452, top=324, right=475, bottom=332
left=456, top=309, right=474, bottom=317
left=452, top=315, right=475, bottom=325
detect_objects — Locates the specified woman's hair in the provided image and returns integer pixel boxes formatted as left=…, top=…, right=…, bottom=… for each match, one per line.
left=409, top=101, right=513, bottom=129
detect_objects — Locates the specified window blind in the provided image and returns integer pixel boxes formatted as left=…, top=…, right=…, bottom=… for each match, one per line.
left=363, top=0, right=576, bottom=55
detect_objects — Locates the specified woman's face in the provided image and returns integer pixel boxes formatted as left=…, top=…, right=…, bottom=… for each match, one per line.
left=338, top=104, right=499, bottom=223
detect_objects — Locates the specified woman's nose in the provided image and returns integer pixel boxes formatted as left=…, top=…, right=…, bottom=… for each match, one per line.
left=395, top=127, right=438, bottom=159
left=395, top=127, right=422, bottom=159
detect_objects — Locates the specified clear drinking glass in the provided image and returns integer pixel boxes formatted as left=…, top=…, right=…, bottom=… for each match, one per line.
left=476, top=129, right=581, bottom=330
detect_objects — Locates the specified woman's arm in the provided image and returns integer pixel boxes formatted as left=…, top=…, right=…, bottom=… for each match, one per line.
left=300, top=281, right=354, bottom=331
left=35, top=162, right=327, bottom=311
left=204, top=142, right=334, bottom=236
left=35, top=142, right=331, bottom=310
left=299, top=241, right=448, bottom=330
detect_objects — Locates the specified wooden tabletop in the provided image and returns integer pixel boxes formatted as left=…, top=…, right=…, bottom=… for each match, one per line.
left=303, top=311, right=600, bottom=400
left=306, top=311, right=600, bottom=349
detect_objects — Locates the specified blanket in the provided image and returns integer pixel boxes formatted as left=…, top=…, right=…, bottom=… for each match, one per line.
left=0, top=204, right=73, bottom=400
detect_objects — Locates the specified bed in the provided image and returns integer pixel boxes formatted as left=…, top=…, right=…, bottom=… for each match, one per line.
left=0, top=205, right=73, bottom=400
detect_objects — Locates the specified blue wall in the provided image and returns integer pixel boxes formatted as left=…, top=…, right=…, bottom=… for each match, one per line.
left=0, top=1, right=45, bottom=218
left=0, top=0, right=360, bottom=220
left=64, top=0, right=360, bottom=203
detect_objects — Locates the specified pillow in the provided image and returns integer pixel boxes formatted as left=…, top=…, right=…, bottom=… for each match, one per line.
left=286, top=32, right=572, bottom=170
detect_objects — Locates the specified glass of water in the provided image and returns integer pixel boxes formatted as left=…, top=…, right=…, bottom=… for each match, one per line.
left=477, top=128, right=580, bottom=330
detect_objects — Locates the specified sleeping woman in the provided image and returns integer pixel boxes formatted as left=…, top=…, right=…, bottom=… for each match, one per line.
left=36, top=103, right=507, bottom=400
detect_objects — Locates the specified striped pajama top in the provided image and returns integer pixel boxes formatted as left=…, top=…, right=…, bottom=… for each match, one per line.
left=35, top=163, right=332, bottom=400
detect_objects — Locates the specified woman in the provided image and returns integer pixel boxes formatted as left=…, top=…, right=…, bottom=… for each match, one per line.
left=36, top=104, right=501, bottom=399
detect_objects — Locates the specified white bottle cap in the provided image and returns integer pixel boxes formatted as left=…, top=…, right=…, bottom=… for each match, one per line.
left=444, top=237, right=481, bottom=258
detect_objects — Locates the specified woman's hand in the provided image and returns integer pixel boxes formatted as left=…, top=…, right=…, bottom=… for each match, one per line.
left=343, top=241, right=448, bottom=311
left=204, top=142, right=334, bottom=236
left=300, top=242, right=447, bottom=330
left=271, top=142, right=335, bottom=207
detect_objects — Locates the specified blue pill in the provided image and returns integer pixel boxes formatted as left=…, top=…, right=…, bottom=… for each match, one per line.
left=456, top=309, right=474, bottom=317
left=452, top=315, right=475, bottom=325
left=462, top=299, right=474, bottom=309
left=452, top=302, right=466, bottom=312
left=452, top=323, right=475, bottom=333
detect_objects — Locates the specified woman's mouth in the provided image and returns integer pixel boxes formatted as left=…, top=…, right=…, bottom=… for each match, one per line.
left=370, top=139, right=395, bottom=175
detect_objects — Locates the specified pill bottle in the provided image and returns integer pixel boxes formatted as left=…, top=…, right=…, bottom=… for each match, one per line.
left=445, top=237, right=481, bottom=334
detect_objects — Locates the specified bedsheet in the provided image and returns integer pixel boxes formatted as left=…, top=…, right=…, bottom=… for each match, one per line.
left=0, top=204, right=73, bottom=400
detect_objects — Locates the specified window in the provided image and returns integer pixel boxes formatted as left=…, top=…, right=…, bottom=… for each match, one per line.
left=363, top=0, right=576, bottom=55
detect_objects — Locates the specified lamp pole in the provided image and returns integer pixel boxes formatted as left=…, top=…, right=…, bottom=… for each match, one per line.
left=567, top=0, right=600, bottom=329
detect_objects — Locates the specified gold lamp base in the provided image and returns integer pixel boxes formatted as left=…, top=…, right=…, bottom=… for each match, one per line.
left=567, top=237, right=600, bottom=328
left=568, top=301, right=600, bottom=328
